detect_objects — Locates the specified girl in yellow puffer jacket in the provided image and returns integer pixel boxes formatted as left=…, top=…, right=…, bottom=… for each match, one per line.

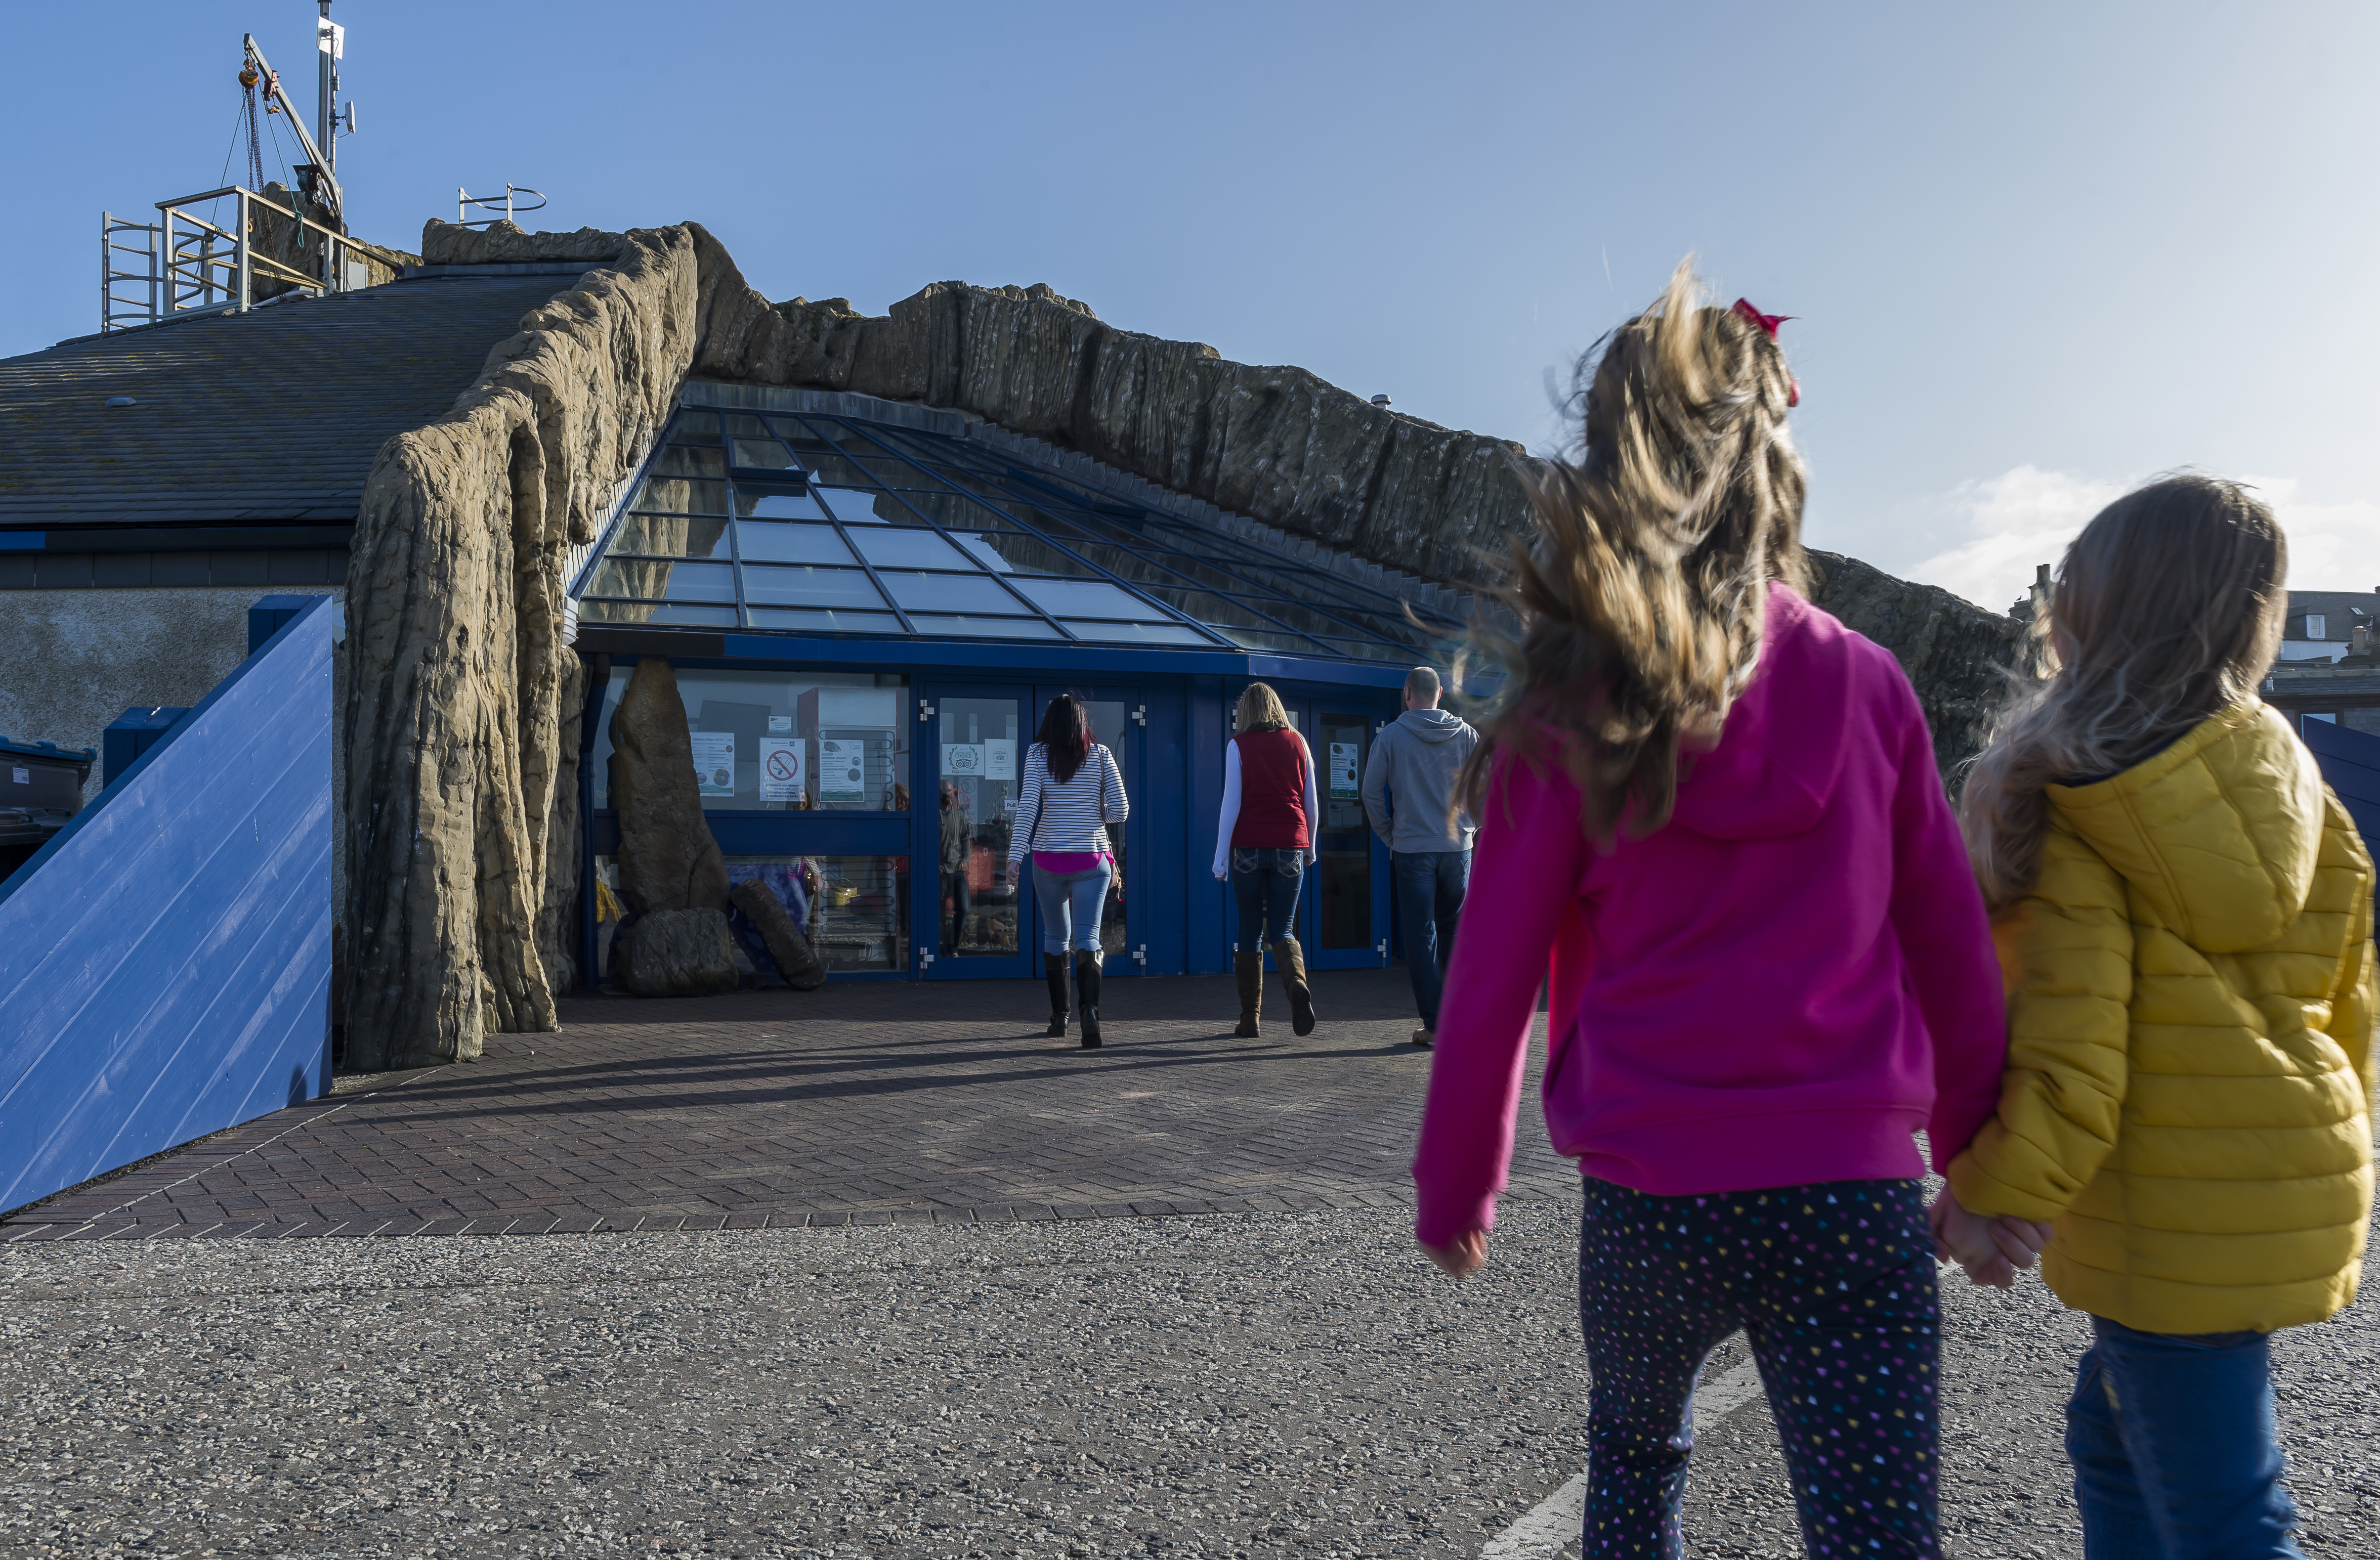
left=1939, top=475, right=2375, bottom=1559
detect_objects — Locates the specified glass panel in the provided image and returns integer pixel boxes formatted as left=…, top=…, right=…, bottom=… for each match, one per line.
left=629, top=477, right=730, bottom=516
left=591, top=668, right=910, bottom=813
left=650, top=446, right=724, bottom=480
left=739, top=486, right=830, bottom=521
left=744, top=607, right=904, bottom=634
left=606, top=513, right=731, bottom=560
left=722, top=414, right=772, bottom=437
left=879, top=572, right=1023, bottom=614
left=731, top=438, right=801, bottom=472
left=667, top=411, right=721, bottom=444
left=816, top=485, right=901, bottom=526
left=652, top=559, right=735, bottom=603
left=906, top=614, right=1064, bottom=640
left=810, top=856, right=911, bottom=972
left=936, top=697, right=1021, bottom=960
left=951, top=529, right=1103, bottom=578
left=1315, top=712, right=1372, bottom=952
left=740, top=564, right=886, bottom=610
left=848, top=529, right=973, bottom=570
left=1009, top=578, right=1146, bottom=618
left=1060, top=621, right=1210, bottom=646
left=735, top=522, right=851, bottom=565
left=579, top=599, right=737, bottom=628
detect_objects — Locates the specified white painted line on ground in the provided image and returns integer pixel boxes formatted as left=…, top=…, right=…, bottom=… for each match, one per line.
left=1480, top=1354, right=1765, bottom=1559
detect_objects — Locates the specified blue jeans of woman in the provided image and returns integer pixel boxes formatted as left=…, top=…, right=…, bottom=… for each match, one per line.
left=1032, top=858, right=1112, bottom=956
left=1230, top=847, right=1304, bottom=950
left=2066, top=1316, right=2302, bottom=1558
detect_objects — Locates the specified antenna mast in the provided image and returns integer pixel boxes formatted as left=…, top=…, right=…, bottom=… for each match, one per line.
left=239, top=9, right=348, bottom=229
left=316, top=2, right=343, bottom=185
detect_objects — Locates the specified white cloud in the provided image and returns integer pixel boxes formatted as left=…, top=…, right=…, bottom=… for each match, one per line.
left=1902, top=467, right=2380, bottom=611
left=1904, top=466, right=2126, bottom=613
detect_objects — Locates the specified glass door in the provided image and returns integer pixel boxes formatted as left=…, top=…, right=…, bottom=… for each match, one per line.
left=920, top=683, right=1033, bottom=979
left=1306, top=706, right=1390, bottom=970
left=1031, top=685, right=1141, bottom=976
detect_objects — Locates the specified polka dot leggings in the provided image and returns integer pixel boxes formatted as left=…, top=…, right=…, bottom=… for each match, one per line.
left=1578, top=1176, right=1942, bottom=1558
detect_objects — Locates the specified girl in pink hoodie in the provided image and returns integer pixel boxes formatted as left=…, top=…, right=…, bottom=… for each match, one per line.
left=1412, top=268, right=2012, bottom=1558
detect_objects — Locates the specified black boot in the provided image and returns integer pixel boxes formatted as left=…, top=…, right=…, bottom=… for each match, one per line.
left=1074, top=949, right=1103, bottom=1049
left=1044, top=962, right=1070, bottom=1038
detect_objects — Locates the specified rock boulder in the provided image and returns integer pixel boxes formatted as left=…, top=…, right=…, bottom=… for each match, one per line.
left=614, top=907, right=738, bottom=998
left=730, top=878, right=827, bottom=991
left=608, top=657, right=729, bottom=916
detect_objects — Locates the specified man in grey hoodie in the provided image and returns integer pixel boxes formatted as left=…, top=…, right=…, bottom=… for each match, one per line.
left=1360, top=667, right=1478, bottom=1048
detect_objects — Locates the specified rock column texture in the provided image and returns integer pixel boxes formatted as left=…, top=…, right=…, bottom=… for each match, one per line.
left=342, top=224, right=702, bottom=1067
left=606, top=657, right=730, bottom=918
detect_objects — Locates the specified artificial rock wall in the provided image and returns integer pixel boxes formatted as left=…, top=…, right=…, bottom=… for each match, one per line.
left=342, top=216, right=2034, bottom=1065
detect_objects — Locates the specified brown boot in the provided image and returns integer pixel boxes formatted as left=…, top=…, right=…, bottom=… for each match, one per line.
left=1233, top=949, right=1263, bottom=1037
left=1271, top=937, right=1317, bottom=1037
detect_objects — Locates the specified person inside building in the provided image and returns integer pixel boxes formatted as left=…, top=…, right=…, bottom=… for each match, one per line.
left=1008, top=694, right=1129, bottom=1049
left=938, top=781, right=971, bottom=954
left=1212, top=682, right=1320, bottom=1038
left=1361, top=666, right=1479, bottom=1048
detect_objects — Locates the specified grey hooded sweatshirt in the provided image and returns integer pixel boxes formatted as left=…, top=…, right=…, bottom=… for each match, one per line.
left=1360, top=708, right=1479, bottom=854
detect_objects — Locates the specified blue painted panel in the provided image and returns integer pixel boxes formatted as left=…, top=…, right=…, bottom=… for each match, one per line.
left=0, top=532, right=41, bottom=551
left=103, top=707, right=189, bottom=787
left=585, top=812, right=907, bottom=858
left=2305, top=719, right=2380, bottom=859
left=0, top=596, right=333, bottom=1215
left=1186, top=676, right=1228, bottom=974
left=1139, top=679, right=1190, bottom=975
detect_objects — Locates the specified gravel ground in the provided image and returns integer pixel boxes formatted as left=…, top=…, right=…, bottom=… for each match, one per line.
left=3, top=1204, right=2373, bottom=1558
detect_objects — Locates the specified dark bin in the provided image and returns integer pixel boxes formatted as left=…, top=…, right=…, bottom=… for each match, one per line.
left=0, top=734, right=96, bottom=882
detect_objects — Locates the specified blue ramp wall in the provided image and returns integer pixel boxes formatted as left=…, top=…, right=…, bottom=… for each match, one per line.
left=0, top=595, right=334, bottom=1215
left=2304, top=717, right=2380, bottom=866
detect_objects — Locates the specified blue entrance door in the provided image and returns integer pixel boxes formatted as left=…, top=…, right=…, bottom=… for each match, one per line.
left=918, top=683, right=1033, bottom=979
left=1219, top=690, right=1393, bottom=973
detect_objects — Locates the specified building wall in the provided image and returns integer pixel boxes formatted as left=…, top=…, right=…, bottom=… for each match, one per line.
left=0, top=585, right=338, bottom=799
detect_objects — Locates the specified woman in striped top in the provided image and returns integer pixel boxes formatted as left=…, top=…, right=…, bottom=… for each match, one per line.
left=1006, top=694, right=1130, bottom=1048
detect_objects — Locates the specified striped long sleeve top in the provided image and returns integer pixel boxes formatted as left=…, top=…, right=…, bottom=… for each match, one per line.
left=1008, top=743, right=1129, bottom=868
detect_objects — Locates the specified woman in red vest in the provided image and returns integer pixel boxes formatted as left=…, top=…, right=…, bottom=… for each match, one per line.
left=1212, top=682, right=1320, bottom=1038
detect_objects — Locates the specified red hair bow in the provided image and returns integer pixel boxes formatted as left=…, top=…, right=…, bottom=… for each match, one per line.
left=1730, top=298, right=1800, bottom=407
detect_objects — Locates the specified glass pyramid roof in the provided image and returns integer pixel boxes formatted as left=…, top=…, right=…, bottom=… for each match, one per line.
left=571, top=390, right=1463, bottom=664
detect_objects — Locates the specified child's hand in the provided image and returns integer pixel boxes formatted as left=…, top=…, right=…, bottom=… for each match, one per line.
left=1420, top=1229, right=1488, bottom=1280
left=1928, top=1192, right=2047, bottom=1290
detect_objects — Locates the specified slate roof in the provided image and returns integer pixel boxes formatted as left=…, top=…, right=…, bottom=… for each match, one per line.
left=0, top=274, right=576, bottom=530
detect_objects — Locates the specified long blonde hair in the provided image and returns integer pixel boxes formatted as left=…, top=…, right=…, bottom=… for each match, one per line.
left=1457, top=261, right=1808, bottom=843
left=1960, top=474, right=2286, bottom=911
left=1235, top=682, right=1291, bottom=734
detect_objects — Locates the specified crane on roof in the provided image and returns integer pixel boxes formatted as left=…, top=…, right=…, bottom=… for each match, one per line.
left=240, top=1, right=352, bottom=231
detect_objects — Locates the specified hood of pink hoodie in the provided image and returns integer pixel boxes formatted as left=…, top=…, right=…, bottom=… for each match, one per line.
left=1666, top=586, right=1856, bottom=840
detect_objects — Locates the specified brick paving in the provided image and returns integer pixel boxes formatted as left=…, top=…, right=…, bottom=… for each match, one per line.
left=2, top=969, right=1576, bottom=1241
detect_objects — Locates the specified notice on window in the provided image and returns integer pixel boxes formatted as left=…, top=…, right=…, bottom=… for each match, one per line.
left=768, top=715, right=792, bottom=734
left=691, top=731, right=736, bottom=797
left=984, top=739, right=1016, bottom=781
left=760, top=737, right=805, bottom=802
left=941, top=742, right=985, bottom=777
left=818, top=737, right=868, bottom=802
left=1329, top=742, right=1360, bottom=799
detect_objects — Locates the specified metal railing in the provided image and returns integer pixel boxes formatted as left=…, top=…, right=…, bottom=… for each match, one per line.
left=455, top=182, right=546, bottom=230
left=101, top=185, right=368, bottom=332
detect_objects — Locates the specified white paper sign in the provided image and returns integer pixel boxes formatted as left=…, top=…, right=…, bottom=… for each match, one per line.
left=941, top=742, right=986, bottom=777
left=984, top=739, right=1016, bottom=781
left=818, top=737, right=867, bottom=801
left=1329, top=741, right=1359, bottom=799
left=768, top=715, right=792, bottom=734
left=691, top=731, right=736, bottom=797
left=760, top=737, right=805, bottom=802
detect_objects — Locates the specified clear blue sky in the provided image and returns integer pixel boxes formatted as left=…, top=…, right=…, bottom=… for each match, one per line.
left=7, top=2, right=2375, bottom=610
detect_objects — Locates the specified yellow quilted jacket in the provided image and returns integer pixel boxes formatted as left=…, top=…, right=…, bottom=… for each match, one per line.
left=1947, top=699, right=2376, bottom=1334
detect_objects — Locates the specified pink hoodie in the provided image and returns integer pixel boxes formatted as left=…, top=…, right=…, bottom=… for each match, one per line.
left=1412, top=585, right=2006, bottom=1247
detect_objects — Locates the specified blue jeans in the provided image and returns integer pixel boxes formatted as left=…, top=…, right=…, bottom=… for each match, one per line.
left=1031, top=859, right=1112, bottom=956
left=2067, top=1315, right=2302, bottom=1558
left=1391, top=849, right=1469, bottom=1025
left=1230, top=847, right=1304, bottom=951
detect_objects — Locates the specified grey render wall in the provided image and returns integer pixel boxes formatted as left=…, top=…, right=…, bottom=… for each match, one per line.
left=0, top=583, right=346, bottom=904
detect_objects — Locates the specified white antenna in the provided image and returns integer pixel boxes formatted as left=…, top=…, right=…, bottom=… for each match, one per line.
left=316, top=2, right=345, bottom=184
